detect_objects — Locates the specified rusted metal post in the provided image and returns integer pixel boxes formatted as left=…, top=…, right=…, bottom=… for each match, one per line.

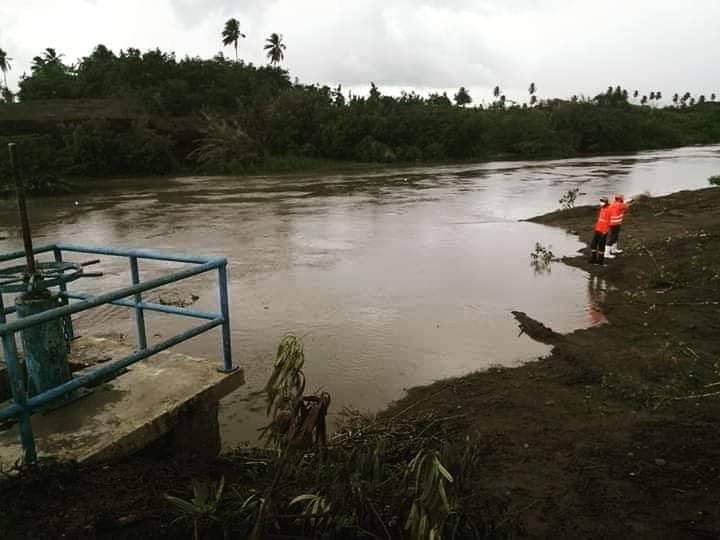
left=8, top=143, right=36, bottom=276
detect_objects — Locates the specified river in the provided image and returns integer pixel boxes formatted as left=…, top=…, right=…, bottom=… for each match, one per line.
left=1, top=144, right=718, bottom=447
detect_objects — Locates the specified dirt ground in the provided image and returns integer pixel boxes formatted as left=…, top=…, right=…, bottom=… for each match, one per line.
left=388, top=186, right=720, bottom=537
left=1, top=187, right=719, bottom=539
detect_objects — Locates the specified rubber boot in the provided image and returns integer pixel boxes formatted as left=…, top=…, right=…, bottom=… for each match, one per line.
left=589, top=251, right=597, bottom=264
left=604, top=246, right=615, bottom=259
left=598, top=253, right=605, bottom=265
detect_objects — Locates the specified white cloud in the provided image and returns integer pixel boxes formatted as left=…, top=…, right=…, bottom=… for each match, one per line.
left=1, top=0, right=718, bottom=104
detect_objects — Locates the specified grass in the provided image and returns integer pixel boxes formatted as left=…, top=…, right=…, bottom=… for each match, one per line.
left=161, top=334, right=521, bottom=539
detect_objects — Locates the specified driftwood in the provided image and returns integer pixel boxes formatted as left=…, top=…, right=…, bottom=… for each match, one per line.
left=511, top=310, right=561, bottom=344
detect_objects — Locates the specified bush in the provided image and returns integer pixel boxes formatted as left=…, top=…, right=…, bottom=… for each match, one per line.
left=62, top=119, right=131, bottom=176
left=354, top=136, right=396, bottom=163
left=127, top=122, right=175, bottom=174
left=0, top=134, right=68, bottom=195
left=396, top=145, right=423, bottom=162
left=189, top=113, right=261, bottom=173
left=423, top=142, right=447, bottom=160
left=709, top=175, right=720, bottom=186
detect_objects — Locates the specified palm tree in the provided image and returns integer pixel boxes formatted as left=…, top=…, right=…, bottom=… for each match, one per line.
left=528, top=82, right=537, bottom=106
left=32, top=47, right=64, bottom=70
left=493, top=85, right=500, bottom=98
left=0, top=48, right=11, bottom=88
left=222, top=18, right=246, bottom=62
left=264, top=33, right=286, bottom=65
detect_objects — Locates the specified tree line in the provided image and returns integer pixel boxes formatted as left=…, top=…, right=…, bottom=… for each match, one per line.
left=0, top=28, right=719, bottom=189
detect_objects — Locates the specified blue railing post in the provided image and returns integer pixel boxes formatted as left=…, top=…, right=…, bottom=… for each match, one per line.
left=217, top=262, right=237, bottom=373
left=0, top=293, right=6, bottom=365
left=129, top=256, right=147, bottom=350
left=1, top=332, right=37, bottom=464
left=0, top=246, right=242, bottom=457
left=53, top=247, right=75, bottom=340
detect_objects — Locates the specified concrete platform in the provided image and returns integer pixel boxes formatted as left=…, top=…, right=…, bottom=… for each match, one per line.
left=0, top=337, right=244, bottom=467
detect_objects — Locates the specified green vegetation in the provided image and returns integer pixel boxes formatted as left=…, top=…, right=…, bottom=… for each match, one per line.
left=405, top=449, right=454, bottom=540
left=221, top=18, right=246, bottom=62
left=0, top=48, right=13, bottom=104
left=709, top=175, right=720, bottom=186
left=558, top=187, right=580, bottom=209
left=530, top=242, right=556, bottom=274
left=0, top=41, right=719, bottom=193
left=157, top=334, right=515, bottom=539
left=264, top=33, right=286, bottom=65
left=164, top=477, right=226, bottom=540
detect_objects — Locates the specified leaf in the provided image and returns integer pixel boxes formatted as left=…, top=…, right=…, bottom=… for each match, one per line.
left=214, top=476, right=225, bottom=505
left=436, top=460, right=454, bottom=483
left=164, top=494, right=200, bottom=515
left=289, top=493, right=320, bottom=506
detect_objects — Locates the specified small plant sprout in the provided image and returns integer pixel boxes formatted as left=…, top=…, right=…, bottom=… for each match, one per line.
left=265, top=335, right=306, bottom=418
left=405, top=449, right=454, bottom=540
left=261, top=335, right=331, bottom=450
left=559, top=187, right=581, bottom=209
left=164, top=477, right=225, bottom=540
left=289, top=493, right=332, bottom=532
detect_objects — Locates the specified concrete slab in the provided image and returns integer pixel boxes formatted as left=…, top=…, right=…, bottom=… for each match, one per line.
left=0, top=337, right=244, bottom=467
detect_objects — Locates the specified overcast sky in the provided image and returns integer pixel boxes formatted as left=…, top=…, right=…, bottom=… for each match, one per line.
left=1, top=0, right=719, bottom=104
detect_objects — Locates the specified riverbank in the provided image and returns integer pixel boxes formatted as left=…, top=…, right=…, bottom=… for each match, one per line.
left=3, top=90, right=720, bottom=196
left=1, top=187, right=719, bottom=538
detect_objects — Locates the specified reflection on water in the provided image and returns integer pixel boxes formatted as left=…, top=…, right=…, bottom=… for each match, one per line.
left=0, top=144, right=718, bottom=447
left=587, top=276, right=609, bottom=327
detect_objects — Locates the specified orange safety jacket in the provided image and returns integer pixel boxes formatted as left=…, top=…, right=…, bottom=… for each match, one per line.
left=609, top=201, right=629, bottom=226
left=594, top=205, right=611, bottom=234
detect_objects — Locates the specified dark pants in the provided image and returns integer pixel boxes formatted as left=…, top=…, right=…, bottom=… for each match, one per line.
left=607, top=225, right=621, bottom=246
left=590, top=231, right=607, bottom=253
left=590, top=231, right=607, bottom=262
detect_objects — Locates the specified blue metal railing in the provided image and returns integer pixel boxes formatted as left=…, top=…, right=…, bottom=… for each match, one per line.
left=0, top=243, right=238, bottom=464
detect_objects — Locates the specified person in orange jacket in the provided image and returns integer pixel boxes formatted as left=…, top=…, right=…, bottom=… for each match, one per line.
left=606, top=193, right=632, bottom=257
left=589, top=196, right=612, bottom=265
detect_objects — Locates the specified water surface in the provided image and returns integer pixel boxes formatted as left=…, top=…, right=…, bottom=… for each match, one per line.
left=1, top=144, right=718, bottom=446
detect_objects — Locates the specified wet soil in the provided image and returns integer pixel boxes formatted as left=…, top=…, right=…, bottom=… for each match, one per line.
left=1, top=187, right=719, bottom=538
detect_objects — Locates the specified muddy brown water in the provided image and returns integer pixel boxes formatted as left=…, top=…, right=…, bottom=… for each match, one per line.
left=1, top=144, right=718, bottom=448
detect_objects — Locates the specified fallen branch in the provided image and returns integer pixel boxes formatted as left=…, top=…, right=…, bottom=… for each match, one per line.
left=388, top=385, right=451, bottom=421
left=640, top=244, right=662, bottom=273
left=671, top=390, right=720, bottom=401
